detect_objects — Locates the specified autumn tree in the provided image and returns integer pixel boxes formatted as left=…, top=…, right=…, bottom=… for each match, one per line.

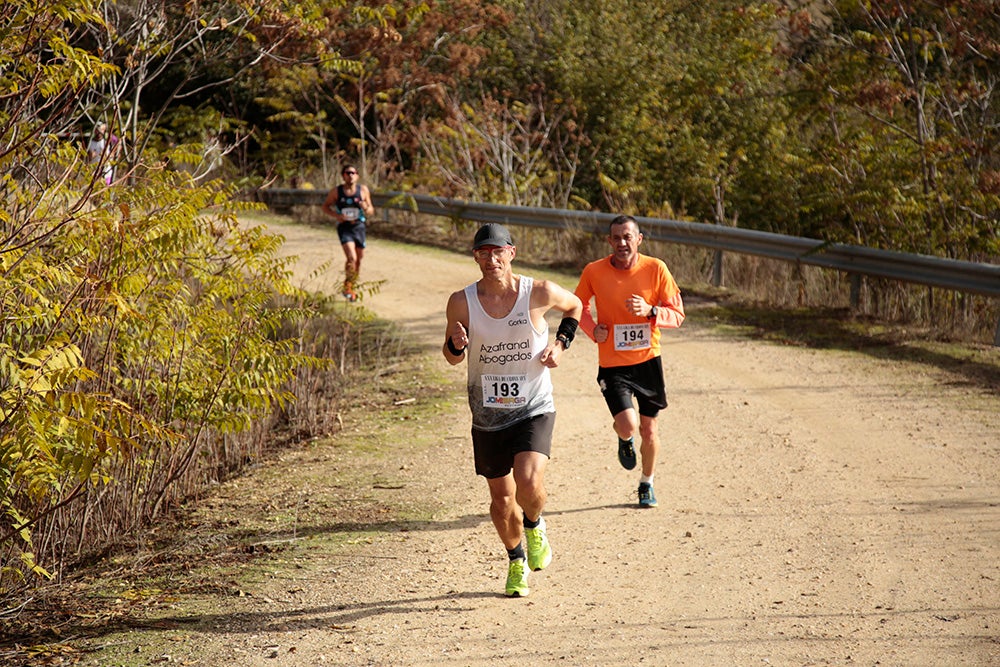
left=93, top=0, right=340, bottom=182
left=481, top=0, right=801, bottom=228
left=1, top=0, right=321, bottom=602
left=786, top=0, right=1000, bottom=258
left=248, top=0, right=512, bottom=187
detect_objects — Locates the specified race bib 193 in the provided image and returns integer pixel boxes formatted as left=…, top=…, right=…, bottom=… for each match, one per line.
left=481, top=374, right=527, bottom=408
left=613, top=323, right=651, bottom=351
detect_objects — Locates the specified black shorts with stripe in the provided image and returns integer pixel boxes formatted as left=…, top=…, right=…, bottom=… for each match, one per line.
left=597, top=356, right=667, bottom=418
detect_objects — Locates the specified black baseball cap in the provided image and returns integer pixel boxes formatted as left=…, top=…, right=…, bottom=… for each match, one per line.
left=473, top=223, right=514, bottom=249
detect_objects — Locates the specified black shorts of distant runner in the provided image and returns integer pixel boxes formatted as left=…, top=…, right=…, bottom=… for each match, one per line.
left=337, top=221, right=366, bottom=247
left=597, top=356, right=667, bottom=418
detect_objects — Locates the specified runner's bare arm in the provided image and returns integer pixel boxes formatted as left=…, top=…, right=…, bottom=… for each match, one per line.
left=360, top=185, right=375, bottom=216
left=535, top=280, right=583, bottom=368
left=443, top=290, right=470, bottom=365
left=530, top=280, right=582, bottom=324
left=321, top=189, right=341, bottom=221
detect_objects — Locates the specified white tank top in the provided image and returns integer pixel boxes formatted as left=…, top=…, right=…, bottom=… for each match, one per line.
left=465, top=276, right=554, bottom=431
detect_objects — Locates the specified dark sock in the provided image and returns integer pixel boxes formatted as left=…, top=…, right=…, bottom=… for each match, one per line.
left=507, top=544, right=525, bottom=561
left=523, top=515, right=540, bottom=529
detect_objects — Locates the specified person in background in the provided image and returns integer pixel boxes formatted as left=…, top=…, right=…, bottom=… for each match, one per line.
left=574, top=214, right=685, bottom=508
left=443, top=223, right=582, bottom=597
left=322, top=164, right=374, bottom=302
left=87, top=122, right=120, bottom=185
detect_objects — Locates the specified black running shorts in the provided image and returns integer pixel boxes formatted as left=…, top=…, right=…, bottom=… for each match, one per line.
left=337, top=221, right=367, bottom=248
left=597, top=356, right=667, bottom=418
left=471, top=411, right=555, bottom=479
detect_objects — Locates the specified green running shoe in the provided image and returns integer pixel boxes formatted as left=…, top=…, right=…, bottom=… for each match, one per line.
left=638, top=482, right=658, bottom=508
left=505, top=558, right=530, bottom=597
left=525, top=519, right=552, bottom=571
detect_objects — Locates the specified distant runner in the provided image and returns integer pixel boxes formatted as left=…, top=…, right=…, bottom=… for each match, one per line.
left=322, top=164, right=374, bottom=301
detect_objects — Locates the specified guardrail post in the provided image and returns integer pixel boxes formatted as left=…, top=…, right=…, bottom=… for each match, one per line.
left=711, top=250, right=724, bottom=287
left=994, top=317, right=1000, bottom=347
left=850, top=273, right=861, bottom=310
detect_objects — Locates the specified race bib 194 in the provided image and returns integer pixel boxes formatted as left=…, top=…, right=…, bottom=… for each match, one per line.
left=613, top=323, right=651, bottom=351
left=481, top=374, right=527, bottom=408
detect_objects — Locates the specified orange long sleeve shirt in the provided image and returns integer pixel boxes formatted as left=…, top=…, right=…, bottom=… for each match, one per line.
left=574, top=254, right=684, bottom=368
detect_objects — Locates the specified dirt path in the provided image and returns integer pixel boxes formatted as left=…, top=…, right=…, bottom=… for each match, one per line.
left=93, top=218, right=999, bottom=666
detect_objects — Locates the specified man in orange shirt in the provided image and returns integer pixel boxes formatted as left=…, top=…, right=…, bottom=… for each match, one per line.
left=574, top=215, right=685, bottom=507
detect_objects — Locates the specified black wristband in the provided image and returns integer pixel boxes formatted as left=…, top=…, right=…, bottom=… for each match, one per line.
left=556, top=317, right=579, bottom=347
left=446, top=337, right=467, bottom=356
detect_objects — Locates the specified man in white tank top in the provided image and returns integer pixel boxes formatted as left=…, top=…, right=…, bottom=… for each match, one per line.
left=443, top=223, right=583, bottom=597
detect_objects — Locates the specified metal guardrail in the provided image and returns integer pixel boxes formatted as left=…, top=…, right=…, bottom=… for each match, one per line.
left=259, top=188, right=1000, bottom=342
left=261, top=188, right=1000, bottom=296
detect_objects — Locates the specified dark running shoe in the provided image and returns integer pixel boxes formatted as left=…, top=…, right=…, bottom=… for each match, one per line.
left=618, top=437, right=637, bottom=470
left=638, top=482, right=658, bottom=508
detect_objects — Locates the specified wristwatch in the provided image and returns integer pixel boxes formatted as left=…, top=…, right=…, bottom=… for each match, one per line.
left=647, top=306, right=658, bottom=320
